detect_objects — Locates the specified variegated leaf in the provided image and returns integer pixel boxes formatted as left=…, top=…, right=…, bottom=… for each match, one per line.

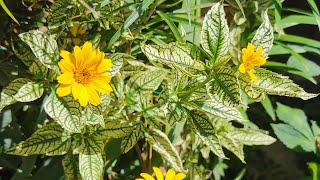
left=239, top=74, right=265, bottom=101
left=62, top=153, right=82, bottom=180
left=121, top=123, right=144, bottom=153
left=251, top=10, right=274, bottom=57
left=19, top=30, right=59, bottom=69
left=210, top=68, right=242, bottom=107
left=253, top=68, right=318, bottom=100
left=188, top=110, right=227, bottom=159
left=11, top=38, right=36, bottom=66
left=44, top=92, right=82, bottom=133
left=201, top=1, right=230, bottom=63
left=6, top=122, right=71, bottom=156
left=127, top=69, right=166, bottom=92
left=79, top=153, right=103, bottom=180
left=145, top=129, right=185, bottom=172
left=29, top=59, right=48, bottom=77
left=142, top=42, right=205, bottom=75
left=107, top=53, right=130, bottom=77
left=164, top=102, right=188, bottom=126
left=88, top=93, right=111, bottom=115
left=218, top=132, right=245, bottom=163
left=47, top=0, right=77, bottom=30
left=228, top=129, right=276, bottom=145
left=0, top=78, right=30, bottom=112
left=95, top=120, right=141, bottom=138
left=13, top=81, right=44, bottom=102
left=82, top=108, right=105, bottom=128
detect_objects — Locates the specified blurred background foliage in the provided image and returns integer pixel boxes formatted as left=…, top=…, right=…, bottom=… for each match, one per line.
left=0, top=0, right=319, bottom=179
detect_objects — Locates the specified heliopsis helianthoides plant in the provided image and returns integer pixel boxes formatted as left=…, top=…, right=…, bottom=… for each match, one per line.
left=1, top=0, right=319, bottom=179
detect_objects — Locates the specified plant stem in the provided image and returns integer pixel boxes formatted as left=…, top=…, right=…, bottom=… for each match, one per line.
left=135, top=144, right=147, bottom=172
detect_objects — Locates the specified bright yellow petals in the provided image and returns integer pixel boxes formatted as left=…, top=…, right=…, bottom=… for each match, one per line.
left=70, top=22, right=87, bottom=45
left=136, top=167, right=186, bottom=180
left=56, top=41, right=113, bottom=107
left=238, top=43, right=266, bottom=83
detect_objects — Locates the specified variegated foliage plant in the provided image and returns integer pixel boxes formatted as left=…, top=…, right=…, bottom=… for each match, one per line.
left=0, top=1, right=318, bottom=180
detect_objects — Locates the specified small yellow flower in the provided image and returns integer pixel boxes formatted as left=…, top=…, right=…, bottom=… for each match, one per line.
left=56, top=41, right=112, bottom=107
left=238, top=43, right=266, bottom=83
left=70, top=22, right=87, bottom=45
left=136, top=167, right=186, bottom=180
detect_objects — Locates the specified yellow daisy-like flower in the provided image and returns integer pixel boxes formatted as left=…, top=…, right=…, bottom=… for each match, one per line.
left=238, top=43, right=266, bottom=83
left=136, top=167, right=186, bottom=180
left=70, top=22, right=87, bottom=45
left=56, top=41, right=112, bottom=107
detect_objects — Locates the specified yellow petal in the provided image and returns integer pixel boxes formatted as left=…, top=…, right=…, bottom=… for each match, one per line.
left=82, top=41, right=93, bottom=61
left=57, top=73, right=75, bottom=85
left=70, top=22, right=80, bottom=37
left=97, top=59, right=112, bottom=73
left=56, top=84, right=71, bottom=97
left=254, top=57, right=266, bottom=66
left=77, top=84, right=89, bottom=107
left=60, top=50, right=71, bottom=60
left=72, top=38, right=81, bottom=45
left=173, top=173, right=186, bottom=180
left=165, top=169, right=176, bottom=180
left=78, top=25, right=87, bottom=35
left=86, top=85, right=101, bottom=106
left=58, top=58, right=75, bottom=73
left=140, top=173, right=156, bottom=180
left=247, top=71, right=258, bottom=83
left=153, top=167, right=164, bottom=180
left=91, top=75, right=112, bottom=94
left=74, top=45, right=84, bottom=68
left=72, top=82, right=81, bottom=100
left=247, top=43, right=254, bottom=53
left=255, top=46, right=263, bottom=57
left=238, top=63, right=246, bottom=74
left=135, top=179, right=145, bottom=180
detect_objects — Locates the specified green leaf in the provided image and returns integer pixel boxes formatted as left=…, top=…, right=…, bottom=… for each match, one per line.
left=0, top=0, right=19, bottom=25
left=29, top=59, right=49, bottom=77
left=79, top=153, right=103, bottom=180
left=95, top=119, right=141, bottom=139
left=201, top=1, right=230, bottom=62
left=165, top=102, right=188, bottom=126
left=44, top=92, right=82, bottom=133
left=228, top=129, right=276, bottom=146
left=47, top=0, right=77, bottom=29
left=271, top=123, right=315, bottom=152
left=187, top=110, right=227, bottom=159
left=6, top=122, right=71, bottom=156
left=276, top=102, right=314, bottom=140
left=251, top=10, right=274, bottom=57
left=62, top=154, right=82, bottom=180
left=311, top=121, right=320, bottom=137
left=210, top=68, right=242, bottom=107
left=145, top=128, right=185, bottom=172
left=19, top=30, right=59, bottom=69
left=127, top=69, right=166, bottom=92
left=217, top=132, right=245, bottom=163
left=308, top=162, right=320, bottom=180
left=88, top=93, right=111, bottom=115
left=0, top=78, right=31, bottom=112
left=11, top=38, right=36, bottom=66
left=107, top=53, right=129, bottom=77
left=253, top=68, right=318, bottom=100
left=13, top=82, right=44, bottom=102
left=82, top=108, right=105, bottom=128
left=260, top=95, right=276, bottom=120
left=287, top=56, right=320, bottom=77
left=188, top=98, right=244, bottom=123
left=142, top=42, right=205, bottom=75
left=157, top=11, right=184, bottom=42
left=121, top=123, right=144, bottom=153
left=239, top=73, right=264, bottom=101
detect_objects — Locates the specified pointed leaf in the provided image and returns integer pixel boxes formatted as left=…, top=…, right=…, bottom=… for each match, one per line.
left=210, top=68, right=242, bottom=107
left=13, top=82, right=44, bottom=102
left=253, top=68, right=318, bottom=100
left=187, top=110, right=227, bottom=159
left=95, top=120, right=141, bottom=139
left=11, top=38, right=36, bottom=66
left=29, top=59, right=48, bottom=77
left=201, top=1, right=230, bottom=62
left=19, top=30, right=59, bottom=69
left=62, top=154, right=82, bottom=180
left=142, top=42, right=205, bottom=75
left=145, top=128, right=185, bottom=172
left=6, top=122, right=71, bottom=156
left=44, top=92, right=82, bottom=133
left=165, top=103, right=188, bottom=126
left=218, top=133, right=245, bottom=163
left=107, top=53, right=129, bottom=77
left=121, top=123, right=144, bottom=153
left=251, top=10, right=274, bottom=57
left=79, top=153, right=103, bottom=180
left=127, top=69, right=166, bottom=92
left=47, top=0, right=77, bottom=30
left=228, top=129, right=276, bottom=145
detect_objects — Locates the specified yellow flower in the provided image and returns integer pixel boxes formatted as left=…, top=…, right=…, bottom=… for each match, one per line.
left=238, top=43, right=266, bottom=83
left=136, top=167, right=186, bottom=180
left=56, top=41, right=113, bottom=107
left=70, top=22, right=87, bottom=45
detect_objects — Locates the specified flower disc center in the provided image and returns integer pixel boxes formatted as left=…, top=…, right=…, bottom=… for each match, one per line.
left=74, top=68, right=93, bottom=84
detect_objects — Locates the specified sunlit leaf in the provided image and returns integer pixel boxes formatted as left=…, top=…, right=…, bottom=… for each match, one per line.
left=13, top=82, right=44, bottom=102
left=121, top=123, right=144, bottom=153
left=228, top=129, right=276, bottom=145
left=62, top=153, right=82, bottom=180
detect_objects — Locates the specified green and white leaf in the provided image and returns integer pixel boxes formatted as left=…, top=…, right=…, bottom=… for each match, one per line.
left=121, top=123, right=144, bottom=153
left=251, top=10, right=274, bottom=57
left=239, top=74, right=264, bottom=101
left=79, top=153, right=103, bottom=180
left=95, top=119, right=141, bottom=139
left=44, top=92, right=82, bottom=133
left=142, top=42, right=205, bottom=75
left=82, top=108, right=105, bottom=128
left=228, top=129, right=276, bottom=145
left=29, top=59, right=48, bottom=77
left=47, top=0, right=77, bottom=30
left=164, top=102, right=188, bottom=126
left=201, top=1, right=230, bottom=63
left=188, top=98, right=244, bottom=123
left=253, top=68, right=318, bottom=100
left=218, top=132, right=245, bottom=163
left=13, top=82, right=44, bottom=102
left=188, top=110, right=227, bottom=159
left=62, top=154, right=82, bottom=180
left=19, top=30, right=59, bottom=69
left=145, top=128, right=185, bottom=172
left=127, top=69, right=166, bottom=92
left=0, top=78, right=31, bottom=111
left=107, top=53, right=130, bottom=77
left=210, top=68, right=242, bottom=107
left=6, top=122, right=71, bottom=156
left=11, top=38, right=36, bottom=66
left=88, top=93, right=111, bottom=115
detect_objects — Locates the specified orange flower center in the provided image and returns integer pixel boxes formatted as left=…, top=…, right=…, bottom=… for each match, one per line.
left=74, top=68, right=93, bottom=84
